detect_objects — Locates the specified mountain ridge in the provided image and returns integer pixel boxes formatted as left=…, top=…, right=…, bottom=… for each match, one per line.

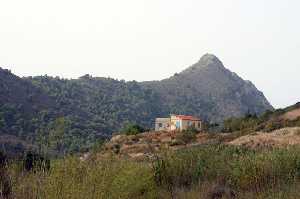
left=141, top=54, right=273, bottom=122
left=0, top=54, right=273, bottom=155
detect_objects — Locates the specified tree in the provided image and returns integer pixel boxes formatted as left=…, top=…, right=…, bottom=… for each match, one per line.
left=48, top=117, right=70, bottom=155
left=0, top=151, right=11, bottom=198
left=0, top=118, right=4, bottom=129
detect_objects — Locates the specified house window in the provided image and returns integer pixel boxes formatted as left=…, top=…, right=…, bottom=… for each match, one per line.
left=198, top=122, right=201, bottom=128
left=159, top=123, right=163, bottom=128
left=176, top=121, right=180, bottom=128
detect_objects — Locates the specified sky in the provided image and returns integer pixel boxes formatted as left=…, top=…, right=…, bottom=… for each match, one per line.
left=0, top=0, right=299, bottom=108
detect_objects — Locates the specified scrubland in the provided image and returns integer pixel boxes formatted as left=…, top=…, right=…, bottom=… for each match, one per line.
left=3, top=144, right=300, bottom=199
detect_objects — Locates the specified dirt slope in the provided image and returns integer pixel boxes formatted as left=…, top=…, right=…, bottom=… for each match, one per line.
left=281, top=108, right=300, bottom=120
left=228, top=127, right=300, bottom=149
left=100, top=131, right=229, bottom=160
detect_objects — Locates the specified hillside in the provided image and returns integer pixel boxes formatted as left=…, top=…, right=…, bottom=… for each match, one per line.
left=222, top=102, right=300, bottom=134
left=6, top=109, right=300, bottom=199
left=0, top=69, right=59, bottom=156
left=229, top=127, right=300, bottom=149
left=142, top=54, right=273, bottom=122
left=0, top=72, right=163, bottom=156
left=99, top=103, right=300, bottom=160
left=0, top=54, right=273, bottom=155
left=98, top=130, right=232, bottom=161
left=97, top=126, right=300, bottom=161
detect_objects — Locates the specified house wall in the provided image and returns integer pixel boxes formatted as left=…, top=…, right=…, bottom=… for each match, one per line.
left=155, top=118, right=171, bottom=131
left=181, top=120, right=202, bottom=131
left=156, top=115, right=203, bottom=132
left=170, top=116, right=180, bottom=131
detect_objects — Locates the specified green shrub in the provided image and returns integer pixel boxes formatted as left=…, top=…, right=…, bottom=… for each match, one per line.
left=11, top=156, right=157, bottom=199
left=223, top=113, right=260, bottom=133
left=7, top=145, right=300, bottom=199
left=175, top=127, right=198, bottom=144
left=0, top=151, right=12, bottom=199
left=121, top=123, right=145, bottom=135
left=91, top=139, right=106, bottom=153
left=152, top=145, right=300, bottom=195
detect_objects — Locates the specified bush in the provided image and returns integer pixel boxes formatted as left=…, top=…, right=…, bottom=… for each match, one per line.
left=175, top=127, right=198, bottom=144
left=11, top=157, right=158, bottom=199
left=0, top=151, right=11, bottom=198
left=7, top=145, right=300, bottom=199
left=223, top=114, right=260, bottom=133
left=152, top=145, right=300, bottom=196
left=23, top=151, right=50, bottom=172
left=91, top=139, right=106, bottom=153
left=121, top=123, right=145, bottom=136
left=0, top=151, right=6, bottom=168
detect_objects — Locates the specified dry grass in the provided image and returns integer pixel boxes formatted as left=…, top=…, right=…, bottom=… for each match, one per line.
left=8, top=156, right=157, bottom=199
left=4, top=144, right=300, bottom=199
left=281, top=108, right=300, bottom=120
left=228, top=127, right=300, bottom=149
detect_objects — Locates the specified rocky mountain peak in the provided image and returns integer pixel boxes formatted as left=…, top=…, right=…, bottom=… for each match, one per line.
left=0, top=67, right=12, bottom=76
left=181, top=54, right=225, bottom=75
left=144, top=54, right=273, bottom=122
left=197, top=53, right=224, bottom=68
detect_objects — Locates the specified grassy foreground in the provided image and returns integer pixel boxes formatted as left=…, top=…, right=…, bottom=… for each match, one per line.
left=4, top=145, right=300, bottom=199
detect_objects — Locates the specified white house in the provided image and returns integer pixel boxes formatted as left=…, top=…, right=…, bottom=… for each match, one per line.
left=155, top=114, right=202, bottom=132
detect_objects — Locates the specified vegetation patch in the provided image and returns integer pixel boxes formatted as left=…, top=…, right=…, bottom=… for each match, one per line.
left=3, top=144, right=300, bottom=198
left=121, top=123, right=145, bottom=136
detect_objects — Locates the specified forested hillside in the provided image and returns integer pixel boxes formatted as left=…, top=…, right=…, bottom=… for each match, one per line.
left=0, top=54, right=273, bottom=155
left=0, top=71, right=163, bottom=156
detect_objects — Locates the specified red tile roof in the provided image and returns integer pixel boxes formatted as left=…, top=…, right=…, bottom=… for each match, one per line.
left=173, top=115, right=201, bottom=121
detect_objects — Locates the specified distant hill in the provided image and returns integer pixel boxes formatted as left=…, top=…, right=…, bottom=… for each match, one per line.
left=0, top=54, right=273, bottom=155
left=141, top=54, right=273, bottom=122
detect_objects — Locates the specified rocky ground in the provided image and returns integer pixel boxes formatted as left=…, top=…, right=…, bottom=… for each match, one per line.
left=97, top=131, right=231, bottom=160
left=95, top=127, right=300, bottom=161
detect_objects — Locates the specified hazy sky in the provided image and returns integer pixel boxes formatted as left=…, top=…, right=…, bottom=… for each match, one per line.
left=0, top=0, right=299, bottom=108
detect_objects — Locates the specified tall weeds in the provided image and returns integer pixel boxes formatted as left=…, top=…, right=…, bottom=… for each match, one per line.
left=9, top=156, right=157, bottom=199
left=5, top=145, right=300, bottom=199
left=152, top=145, right=300, bottom=197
